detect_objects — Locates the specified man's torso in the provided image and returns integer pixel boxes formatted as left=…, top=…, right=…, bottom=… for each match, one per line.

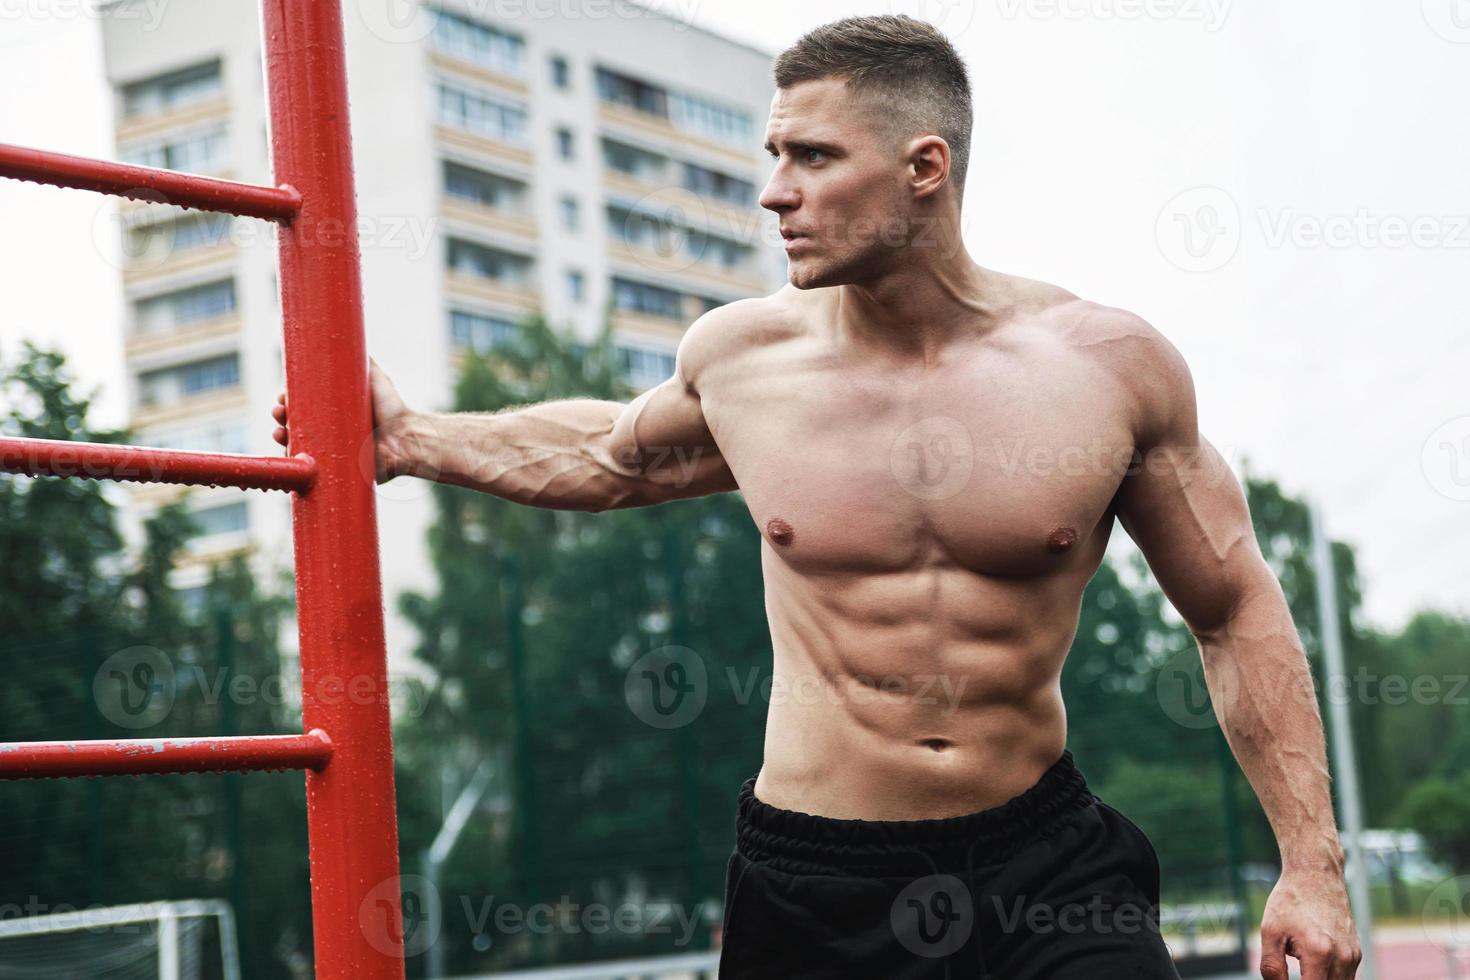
left=692, top=274, right=1151, bottom=819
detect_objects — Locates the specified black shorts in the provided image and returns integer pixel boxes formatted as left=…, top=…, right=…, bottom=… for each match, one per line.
left=718, top=749, right=1181, bottom=979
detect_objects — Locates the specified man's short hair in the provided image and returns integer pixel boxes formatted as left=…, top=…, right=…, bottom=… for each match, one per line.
left=773, top=15, right=973, bottom=199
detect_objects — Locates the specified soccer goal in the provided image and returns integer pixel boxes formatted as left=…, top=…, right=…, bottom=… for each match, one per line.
left=0, top=899, right=239, bottom=980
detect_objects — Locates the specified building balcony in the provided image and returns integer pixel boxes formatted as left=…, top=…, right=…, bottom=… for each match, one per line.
left=444, top=270, right=539, bottom=311
left=122, top=238, right=236, bottom=288
left=131, top=387, right=249, bottom=432
left=429, top=51, right=529, bottom=98
left=124, top=313, right=241, bottom=361
left=439, top=197, right=537, bottom=241
left=608, top=308, right=687, bottom=341
left=434, top=124, right=532, bottom=170
left=597, top=103, right=754, bottom=168
left=115, top=95, right=230, bottom=145
left=606, top=239, right=766, bottom=295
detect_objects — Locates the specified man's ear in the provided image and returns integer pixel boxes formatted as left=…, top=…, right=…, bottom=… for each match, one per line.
left=908, top=135, right=951, bottom=200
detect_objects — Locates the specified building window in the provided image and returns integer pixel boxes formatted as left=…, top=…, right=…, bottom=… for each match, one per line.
left=446, top=238, right=532, bottom=287
left=682, top=162, right=756, bottom=207
left=443, top=161, right=527, bottom=212
left=135, top=279, right=236, bottom=336
left=550, top=55, right=570, bottom=90
left=615, top=343, right=676, bottom=389
left=671, top=92, right=754, bottom=146
left=600, top=139, right=666, bottom=182
left=187, top=501, right=249, bottom=539
left=436, top=82, right=528, bottom=144
left=128, top=213, right=232, bottom=260
left=595, top=67, right=668, bottom=118
left=122, top=60, right=222, bottom=117
left=121, top=126, right=229, bottom=174
left=611, top=277, right=682, bottom=320
left=431, top=10, right=524, bottom=76
left=556, top=127, right=575, bottom=160
left=558, top=195, right=579, bottom=231
left=138, top=353, right=241, bottom=408
left=450, top=310, right=519, bottom=354
left=565, top=269, right=584, bottom=303
left=607, top=204, right=679, bottom=254
left=142, top=418, right=249, bottom=454
left=685, top=228, right=752, bottom=271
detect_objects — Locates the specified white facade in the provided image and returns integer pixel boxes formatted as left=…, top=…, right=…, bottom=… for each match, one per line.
left=99, top=0, right=782, bottom=676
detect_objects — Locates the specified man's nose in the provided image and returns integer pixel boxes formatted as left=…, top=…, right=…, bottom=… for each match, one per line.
left=759, top=173, right=798, bottom=213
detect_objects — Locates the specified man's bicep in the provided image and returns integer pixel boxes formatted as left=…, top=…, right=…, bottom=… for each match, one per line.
left=606, top=371, right=736, bottom=503
left=1115, top=432, right=1267, bottom=640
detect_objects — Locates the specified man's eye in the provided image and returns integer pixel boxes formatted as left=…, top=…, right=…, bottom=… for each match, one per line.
left=804, top=149, right=825, bottom=163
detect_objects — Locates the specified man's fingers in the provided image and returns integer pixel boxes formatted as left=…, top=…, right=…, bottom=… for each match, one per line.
left=1258, top=928, right=1290, bottom=980
left=273, top=426, right=288, bottom=448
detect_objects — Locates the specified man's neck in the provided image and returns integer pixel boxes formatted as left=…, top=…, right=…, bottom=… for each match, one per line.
left=836, top=247, right=1008, bottom=366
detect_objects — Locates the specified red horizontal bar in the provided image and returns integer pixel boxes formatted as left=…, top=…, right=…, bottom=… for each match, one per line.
left=0, top=437, right=316, bottom=493
left=0, top=142, right=301, bottom=222
left=0, top=730, right=333, bottom=779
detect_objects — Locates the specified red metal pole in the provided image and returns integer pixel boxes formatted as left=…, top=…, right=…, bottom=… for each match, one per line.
left=0, top=731, right=333, bottom=779
left=259, top=1, right=406, bottom=977
left=0, top=437, right=316, bottom=493
left=0, top=142, right=301, bottom=221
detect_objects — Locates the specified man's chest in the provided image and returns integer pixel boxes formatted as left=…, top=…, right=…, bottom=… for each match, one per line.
left=701, top=344, right=1136, bottom=579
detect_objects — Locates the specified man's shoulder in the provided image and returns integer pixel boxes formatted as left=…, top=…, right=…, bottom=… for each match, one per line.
left=1044, top=296, right=1195, bottom=446
left=675, top=286, right=812, bottom=387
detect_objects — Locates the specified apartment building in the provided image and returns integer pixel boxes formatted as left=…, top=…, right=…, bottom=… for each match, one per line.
left=100, top=0, right=783, bottom=674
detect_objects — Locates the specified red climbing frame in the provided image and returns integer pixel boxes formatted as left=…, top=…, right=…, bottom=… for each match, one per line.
left=0, top=2, right=406, bottom=976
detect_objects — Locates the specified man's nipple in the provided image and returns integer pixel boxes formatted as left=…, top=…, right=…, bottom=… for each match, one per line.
left=766, top=517, right=795, bottom=546
left=1047, top=526, right=1078, bottom=554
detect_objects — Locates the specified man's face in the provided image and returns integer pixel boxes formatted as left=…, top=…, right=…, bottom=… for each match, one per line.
left=759, top=78, right=912, bottom=290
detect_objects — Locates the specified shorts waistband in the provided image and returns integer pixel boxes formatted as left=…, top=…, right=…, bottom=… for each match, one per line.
left=735, top=748, right=1097, bottom=876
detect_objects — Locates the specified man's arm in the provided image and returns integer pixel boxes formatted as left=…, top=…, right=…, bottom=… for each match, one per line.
left=1106, top=310, right=1361, bottom=980
left=272, top=307, right=738, bottom=512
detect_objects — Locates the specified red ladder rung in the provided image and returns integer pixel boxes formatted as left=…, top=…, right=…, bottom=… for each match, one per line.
left=0, top=437, right=316, bottom=494
left=0, top=142, right=301, bottom=222
left=0, top=730, right=333, bottom=779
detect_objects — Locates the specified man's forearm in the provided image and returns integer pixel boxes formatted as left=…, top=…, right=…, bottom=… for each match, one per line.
left=388, top=400, right=641, bottom=511
left=1197, top=581, right=1346, bottom=875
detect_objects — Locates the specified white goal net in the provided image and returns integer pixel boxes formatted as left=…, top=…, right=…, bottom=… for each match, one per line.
left=0, top=900, right=239, bottom=980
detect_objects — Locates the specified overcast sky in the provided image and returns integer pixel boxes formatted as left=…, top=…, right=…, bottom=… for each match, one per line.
left=2, top=0, right=1466, bottom=633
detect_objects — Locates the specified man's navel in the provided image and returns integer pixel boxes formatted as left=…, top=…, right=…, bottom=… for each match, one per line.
left=766, top=517, right=795, bottom=546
